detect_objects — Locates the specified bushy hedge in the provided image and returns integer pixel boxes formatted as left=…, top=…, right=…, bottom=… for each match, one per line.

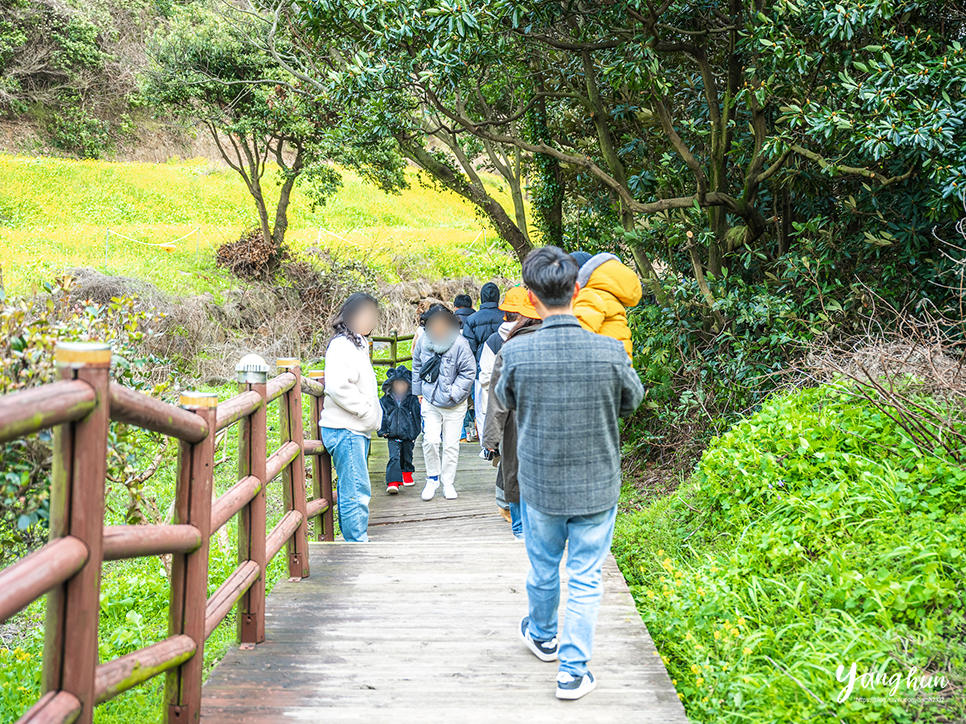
left=614, top=384, right=966, bottom=723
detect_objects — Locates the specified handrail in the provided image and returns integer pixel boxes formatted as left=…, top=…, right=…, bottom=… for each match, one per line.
left=215, top=390, right=262, bottom=432
left=0, top=537, right=88, bottom=622
left=266, top=510, right=303, bottom=561
left=303, top=438, right=324, bottom=456
left=17, top=691, right=82, bottom=724
left=265, top=440, right=300, bottom=483
left=102, top=525, right=202, bottom=562
left=94, top=635, right=196, bottom=704
left=109, top=383, right=208, bottom=443
left=0, top=380, right=95, bottom=444
left=209, top=475, right=261, bottom=534
left=300, top=376, right=325, bottom=398
left=204, top=560, right=260, bottom=639
left=0, top=348, right=334, bottom=724
left=306, top=497, right=329, bottom=520
left=266, top=371, right=296, bottom=403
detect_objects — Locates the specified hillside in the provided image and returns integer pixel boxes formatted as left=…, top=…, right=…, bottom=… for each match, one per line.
left=0, top=154, right=518, bottom=297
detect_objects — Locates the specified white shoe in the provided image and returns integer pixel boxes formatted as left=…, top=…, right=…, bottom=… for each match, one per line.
left=421, top=479, right=439, bottom=501
left=442, top=483, right=458, bottom=500
left=478, top=449, right=489, bottom=459
left=555, top=671, right=597, bottom=700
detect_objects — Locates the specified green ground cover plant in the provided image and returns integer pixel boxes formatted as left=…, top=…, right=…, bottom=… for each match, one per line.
left=614, top=384, right=966, bottom=723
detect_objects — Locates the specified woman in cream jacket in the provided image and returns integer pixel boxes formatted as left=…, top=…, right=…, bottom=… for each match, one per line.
left=321, top=293, right=382, bottom=542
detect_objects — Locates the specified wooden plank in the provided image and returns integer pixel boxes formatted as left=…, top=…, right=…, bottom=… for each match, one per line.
left=0, top=536, right=88, bottom=623
left=201, top=441, right=688, bottom=723
left=0, top=380, right=95, bottom=444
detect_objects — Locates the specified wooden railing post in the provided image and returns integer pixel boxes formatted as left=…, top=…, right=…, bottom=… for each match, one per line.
left=276, top=359, right=310, bottom=579
left=235, top=355, right=268, bottom=644
left=306, top=370, right=334, bottom=542
left=164, top=392, right=217, bottom=724
left=389, top=329, right=398, bottom=366
left=43, top=342, right=112, bottom=724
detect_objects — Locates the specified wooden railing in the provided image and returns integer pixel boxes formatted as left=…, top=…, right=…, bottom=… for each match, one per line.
left=0, top=344, right=333, bottom=724
left=369, top=329, right=415, bottom=367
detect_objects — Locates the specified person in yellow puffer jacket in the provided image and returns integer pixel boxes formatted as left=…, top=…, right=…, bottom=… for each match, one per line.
left=570, top=251, right=643, bottom=358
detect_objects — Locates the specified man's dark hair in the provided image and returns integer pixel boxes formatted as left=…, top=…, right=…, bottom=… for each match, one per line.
left=454, top=294, right=472, bottom=309
left=522, top=246, right=579, bottom=309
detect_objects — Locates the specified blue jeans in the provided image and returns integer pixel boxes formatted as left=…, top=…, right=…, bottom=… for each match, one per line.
left=523, top=505, right=618, bottom=677
left=509, top=501, right=524, bottom=539
left=321, top=427, right=371, bottom=543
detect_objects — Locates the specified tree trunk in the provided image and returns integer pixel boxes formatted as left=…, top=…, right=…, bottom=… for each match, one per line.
left=396, top=135, right=533, bottom=263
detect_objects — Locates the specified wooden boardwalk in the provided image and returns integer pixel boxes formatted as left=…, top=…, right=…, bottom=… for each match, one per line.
left=201, top=440, right=688, bottom=723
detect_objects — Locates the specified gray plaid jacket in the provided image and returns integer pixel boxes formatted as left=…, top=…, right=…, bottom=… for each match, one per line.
left=493, top=314, right=644, bottom=516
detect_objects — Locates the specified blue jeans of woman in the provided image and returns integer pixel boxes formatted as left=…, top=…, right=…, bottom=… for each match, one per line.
left=508, top=500, right=525, bottom=539
left=321, top=427, right=371, bottom=542
left=522, top=505, right=618, bottom=677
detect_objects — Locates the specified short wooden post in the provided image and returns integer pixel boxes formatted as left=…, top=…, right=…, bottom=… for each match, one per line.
left=235, top=355, right=268, bottom=644
left=306, top=370, right=333, bottom=542
left=389, top=329, right=398, bottom=367
left=276, top=359, right=310, bottom=578
left=164, top=392, right=217, bottom=724
left=43, top=342, right=112, bottom=724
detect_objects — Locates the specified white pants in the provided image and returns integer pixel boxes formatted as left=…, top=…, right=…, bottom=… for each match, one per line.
left=422, top=399, right=467, bottom=487
left=475, top=380, right=487, bottom=442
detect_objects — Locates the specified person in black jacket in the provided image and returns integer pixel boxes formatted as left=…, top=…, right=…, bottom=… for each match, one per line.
left=453, top=294, right=475, bottom=328
left=462, top=282, right=505, bottom=362
left=377, top=366, right=422, bottom=495
left=462, top=282, right=505, bottom=444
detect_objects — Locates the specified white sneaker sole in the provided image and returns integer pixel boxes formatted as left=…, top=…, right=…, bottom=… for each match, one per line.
left=421, top=483, right=438, bottom=501
left=442, top=487, right=458, bottom=500
left=556, top=676, right=597, bottom=700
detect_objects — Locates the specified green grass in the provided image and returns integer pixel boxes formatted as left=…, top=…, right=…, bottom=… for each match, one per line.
left=0, top=154, right=522, bottom=297
left=613, top=384, right=966, bottom=724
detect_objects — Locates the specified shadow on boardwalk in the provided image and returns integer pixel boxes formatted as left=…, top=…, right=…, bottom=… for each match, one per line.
left=201, top=440, right=688, bottom=723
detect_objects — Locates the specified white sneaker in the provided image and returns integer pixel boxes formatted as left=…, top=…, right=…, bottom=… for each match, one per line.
left=478, top=449, right=489, bottom=459
left=442, top=483, right=458, bottom=500
left=555, top=671, right=597, bottom=700
left=421, top=478, right=439, bottom=501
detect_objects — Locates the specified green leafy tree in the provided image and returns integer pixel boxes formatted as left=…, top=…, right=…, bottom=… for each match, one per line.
left=146, top=2, right=406, bottom=259
left=231, top=0, right=537, bottom=261
left=289, top=0, right=964, bottom=319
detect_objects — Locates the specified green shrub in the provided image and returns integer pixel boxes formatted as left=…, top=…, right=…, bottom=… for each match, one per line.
left=614, top=384, right=966, bottom=723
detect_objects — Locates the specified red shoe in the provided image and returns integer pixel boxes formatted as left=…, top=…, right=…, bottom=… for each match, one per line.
left=402, top=472, right=414, bottom=486
left=387, top=483, right=400, bottom=495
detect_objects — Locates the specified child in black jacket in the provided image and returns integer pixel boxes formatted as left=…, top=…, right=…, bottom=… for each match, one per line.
left=377, top=366, right=422, bottom=494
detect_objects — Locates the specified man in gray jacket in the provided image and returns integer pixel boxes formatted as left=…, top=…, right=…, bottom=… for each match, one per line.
left=494, top=246, right=644, bottom=701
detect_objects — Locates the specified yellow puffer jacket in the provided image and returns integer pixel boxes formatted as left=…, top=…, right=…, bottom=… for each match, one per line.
left=573, top=254, right=643, bottom=358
